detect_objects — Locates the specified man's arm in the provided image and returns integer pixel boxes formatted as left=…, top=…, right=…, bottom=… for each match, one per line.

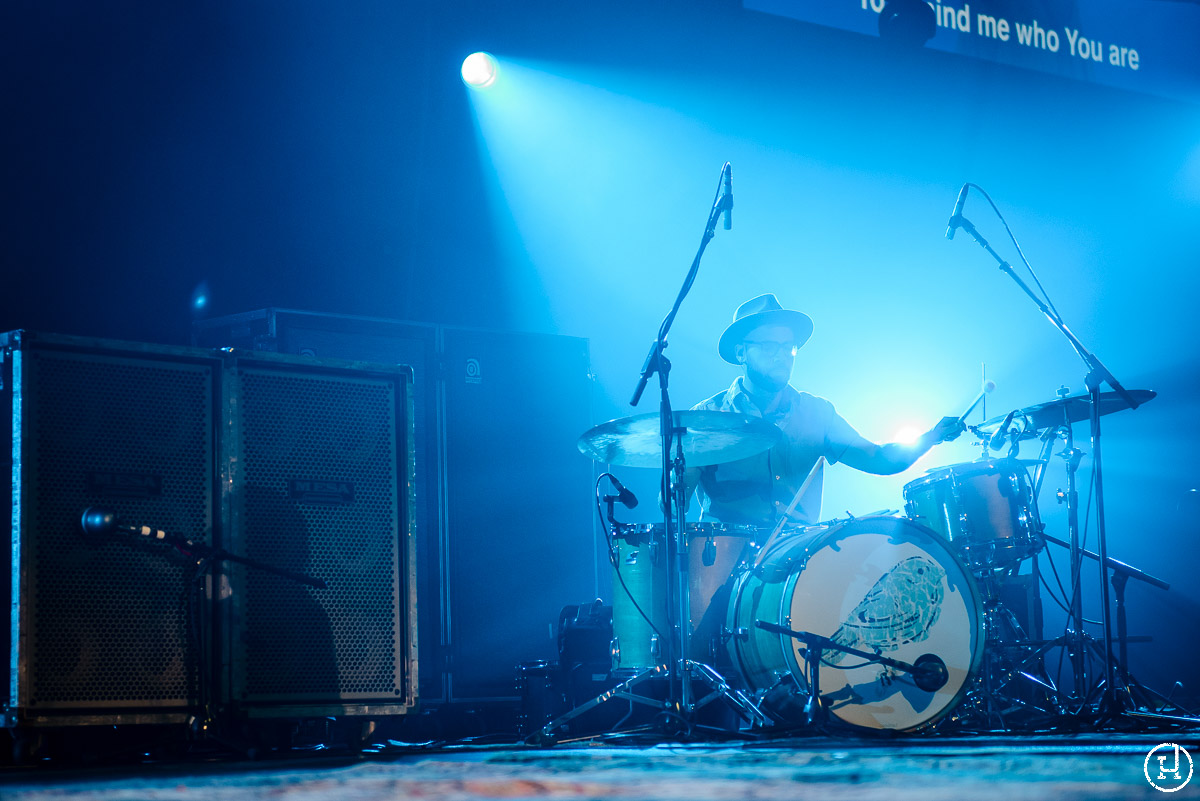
left=838, top=416, right=965, bottom=476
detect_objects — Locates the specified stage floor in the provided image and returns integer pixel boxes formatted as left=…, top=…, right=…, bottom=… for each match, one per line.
left=4, top=734, right=1198, bottom=801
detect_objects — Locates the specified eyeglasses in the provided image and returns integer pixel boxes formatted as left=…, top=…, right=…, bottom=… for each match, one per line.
left=743, top=340, right=798, bottom=358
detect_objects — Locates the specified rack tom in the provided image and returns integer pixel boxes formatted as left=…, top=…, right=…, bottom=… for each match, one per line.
left=903, top=458, right=1042, bottom=571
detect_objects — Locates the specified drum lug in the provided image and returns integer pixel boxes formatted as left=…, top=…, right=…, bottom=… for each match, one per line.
left=650, top=634, right=661, bottom=662
left=721, top=626, right=749, bottom=642
left=610, top=637, right=621, bottom=672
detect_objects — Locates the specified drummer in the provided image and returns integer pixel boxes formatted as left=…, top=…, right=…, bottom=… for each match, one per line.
left=681, top=293, right=964, bottom=527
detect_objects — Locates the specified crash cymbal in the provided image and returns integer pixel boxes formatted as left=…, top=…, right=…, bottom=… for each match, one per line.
left=979, top=389, right=1156, bottom=435
left=578, top=410, right=783, bottom=468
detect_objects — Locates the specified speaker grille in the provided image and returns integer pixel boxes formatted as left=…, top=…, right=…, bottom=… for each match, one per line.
left=233, top=366, right=405, bottom=702
left=20, top=348, right=213, bottom=708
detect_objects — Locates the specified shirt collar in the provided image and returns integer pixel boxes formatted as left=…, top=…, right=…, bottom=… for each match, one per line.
left=727, top=376, right=796, bottom=417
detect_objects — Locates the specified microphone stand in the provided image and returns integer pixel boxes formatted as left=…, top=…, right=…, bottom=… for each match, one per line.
left=951, top=212, right=1147, bottom=725
left=754, top=621, right=949, bottom=730
left=87, top=516, right=326, bottom=746
left=538, top=165, right=766, bottom=742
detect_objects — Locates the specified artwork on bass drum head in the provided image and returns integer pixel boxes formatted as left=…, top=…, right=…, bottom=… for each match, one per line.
left=726, top=515, right=984, bottom=732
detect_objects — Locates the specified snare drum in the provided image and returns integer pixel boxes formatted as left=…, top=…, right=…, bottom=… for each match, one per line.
left=726, top=515, right=983, bottom=731
left=903, top=459, right=1042, bottom=571
left=611, top=522, right=759, bottom=670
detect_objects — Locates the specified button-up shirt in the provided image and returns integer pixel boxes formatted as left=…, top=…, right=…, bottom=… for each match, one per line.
left=688, top=377, right=862, bottom=526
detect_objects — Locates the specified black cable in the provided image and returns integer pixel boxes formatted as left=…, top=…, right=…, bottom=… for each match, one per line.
left=656, top=163, right=728, bottom=344
left=967, top=182, right=1063, bottom=323
left=595, top=472, right=665, bottom=645
left=1040, top=545, right=1100, bottom=625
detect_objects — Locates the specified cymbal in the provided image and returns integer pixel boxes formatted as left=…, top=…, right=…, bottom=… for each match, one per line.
left=979, top=389, right=1156, bottom=435
left=578, top=410, right=783, bottom=468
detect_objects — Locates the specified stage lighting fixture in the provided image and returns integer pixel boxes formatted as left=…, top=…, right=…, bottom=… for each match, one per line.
left=461, top=52, right=498, bottom=88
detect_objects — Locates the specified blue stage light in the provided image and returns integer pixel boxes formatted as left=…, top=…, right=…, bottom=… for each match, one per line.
left=191, top=280, right=210, bottom=312
left=461, top=52, right=498, bottom=89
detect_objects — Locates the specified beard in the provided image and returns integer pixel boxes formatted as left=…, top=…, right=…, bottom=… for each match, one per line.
left=745, top=362, right=791, bottom=394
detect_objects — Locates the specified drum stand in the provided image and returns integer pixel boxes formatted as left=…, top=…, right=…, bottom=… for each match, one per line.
left=754, top=621, right=951, bottom=731
left=535, top=166, right=766, bottom=743
left=956, top=578, right=1070, bottom=731
left=953, top=205, right=1190, bottom=727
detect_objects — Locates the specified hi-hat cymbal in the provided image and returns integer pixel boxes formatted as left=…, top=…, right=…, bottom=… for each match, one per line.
left=979, top=389, right=1156, bottom=435
left=578, top=410, right=783, bottom=468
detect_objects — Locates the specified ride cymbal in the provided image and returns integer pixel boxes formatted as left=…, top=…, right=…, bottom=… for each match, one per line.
left=978, top=389, right=1156, bottom=435
left=578, top=410, right=782, bottom=468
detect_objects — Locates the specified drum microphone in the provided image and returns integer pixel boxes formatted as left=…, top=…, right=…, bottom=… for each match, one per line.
left=755, top=620, right=949, bottom=692
left=607, top=475, right=639, bottom=510
left=988, top=409, right=1017, bottom=451
left=911, top=653, right=949, bottom=692
left=945, top=183, right=968, bottom=240
left=723, top=163, right=733, bottom=231
left=80, top=507, right=169, bottom=541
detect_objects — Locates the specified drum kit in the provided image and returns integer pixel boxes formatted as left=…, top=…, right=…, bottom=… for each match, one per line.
left=537, top=385, right=1172, bottom=740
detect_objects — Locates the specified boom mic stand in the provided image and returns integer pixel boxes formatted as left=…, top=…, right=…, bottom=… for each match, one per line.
left=80, top=508, right=327, bottom=744
left=948, top=193, right=1153, bottom=725
left=537, top=164, right=766, bottom=743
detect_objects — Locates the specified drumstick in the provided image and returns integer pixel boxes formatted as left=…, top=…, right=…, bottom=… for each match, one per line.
left=754, top=456, right=825, bottom=568
left=957, top=380, right=996, bottom=425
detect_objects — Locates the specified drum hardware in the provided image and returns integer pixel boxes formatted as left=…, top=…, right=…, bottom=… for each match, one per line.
left=950, top=582, right=1071, bottom=731
left=1036, top=530, right=1180, bottom=718
left=754, top=620, right=951, bottom=729
left=951, top=181, right=1163, bottom=725
left=541, top=204, right=777, bottom=742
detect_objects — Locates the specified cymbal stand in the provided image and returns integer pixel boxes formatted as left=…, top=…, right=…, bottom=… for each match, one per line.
left=1036, top=531, right=1197, bottom=722
left=958, top=575, right=1071, bottom=731
left=538, top=164, right=765, bottom=742
left=1055, top=412, right=1089, bottom=703
left=952, top=191, right=1148, bottom=724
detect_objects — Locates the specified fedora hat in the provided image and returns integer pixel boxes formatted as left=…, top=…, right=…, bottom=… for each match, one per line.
left=717, top=293, right=814, bottom=365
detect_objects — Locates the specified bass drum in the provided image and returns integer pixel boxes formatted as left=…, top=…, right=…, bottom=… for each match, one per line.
left=726, top=515, right=983, bottom=732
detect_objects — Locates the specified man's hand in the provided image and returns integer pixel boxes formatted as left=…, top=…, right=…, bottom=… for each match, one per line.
left=931, top=415, right=966, bottom=444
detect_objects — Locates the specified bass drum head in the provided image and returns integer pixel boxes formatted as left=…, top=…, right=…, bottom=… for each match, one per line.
left=728, top=515, right=983, bottom=732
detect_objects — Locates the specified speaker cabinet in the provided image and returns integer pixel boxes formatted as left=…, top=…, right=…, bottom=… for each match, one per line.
left=194, top=310, right=442, bottom=703
left=221, top=351, right=417, bottom=716
left=194, top=311, right=600, bottom=703
left=3, top=332, right=419, bottom=727
left=2, top=332, right=219, bottom=725
left=441, top=327, right=595, bottom=700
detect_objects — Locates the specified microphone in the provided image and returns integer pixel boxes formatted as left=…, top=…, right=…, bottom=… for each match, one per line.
left=945, top=184, right=968, bottom=240
left=607, top=475, right=639, bottom=510
left=988, top=409, right=1016, bottom=451
left=911, top=653, right=949, bottom=692
left=80, top=507, right=168, bottom=541
left=721, top=163, right=733, bottom=230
